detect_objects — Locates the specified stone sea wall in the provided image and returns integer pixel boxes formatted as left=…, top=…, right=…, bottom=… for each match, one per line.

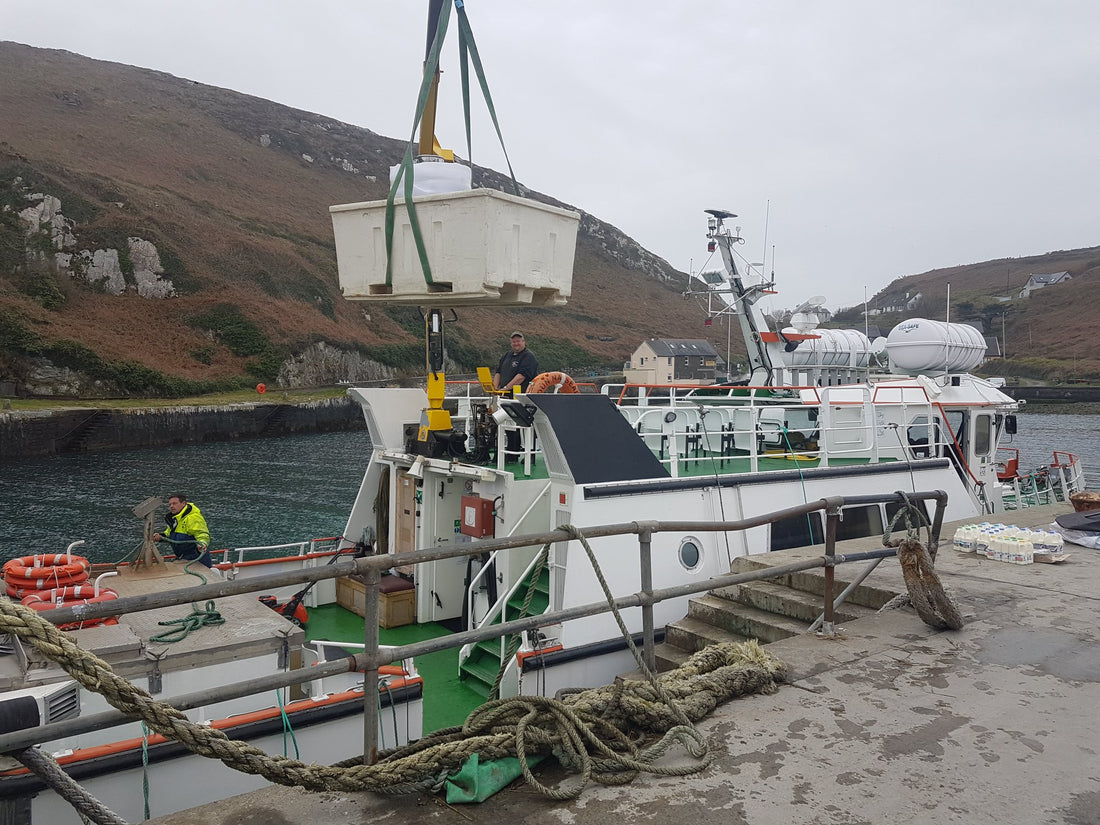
left=0, top=397, right=366, bottom=461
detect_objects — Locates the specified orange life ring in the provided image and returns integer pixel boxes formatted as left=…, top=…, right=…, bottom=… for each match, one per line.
left=256, top=383, right=267, bottom=394
left=21, top=586, right=119, bottom=608
left=21, top=588, right=120, bottom=630
left=3, top=554, right=90, bottom=580
left=3, top=554, right=91, bottom=593
left=526, top=371, right=580, bottom=394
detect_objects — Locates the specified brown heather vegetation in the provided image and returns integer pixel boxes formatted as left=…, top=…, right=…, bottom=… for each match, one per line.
left=1, top=42, right=1097, bottom=395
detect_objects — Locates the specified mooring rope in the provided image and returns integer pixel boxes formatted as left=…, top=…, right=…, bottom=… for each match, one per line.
left=0, top=587, right=787, bottom=801
left=879, top=492, right=964, bottom=630
left=11, top=745, right=127, bottom=825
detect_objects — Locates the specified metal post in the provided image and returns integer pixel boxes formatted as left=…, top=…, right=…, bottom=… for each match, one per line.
left=928, top=491, right=947, bottom=562
left=637, top=526, right=656, bottom=673
left=361, top=565, right=381, bottom=764
left=820, top=500, right=841, bottom=638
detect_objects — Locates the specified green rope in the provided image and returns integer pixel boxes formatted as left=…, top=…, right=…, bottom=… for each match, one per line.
left=141, top=721, right=151, bottom=821
left=278, top=691, right=300, bottom=759
left=384, top=0, right=522, bottom=288
left=384, top=1, right=451, bottom=287
left=455, top=1, right=520, bottom=195
left=148, top=562, right=223, bottom=644
left=149, top=600, right=224, bottom=644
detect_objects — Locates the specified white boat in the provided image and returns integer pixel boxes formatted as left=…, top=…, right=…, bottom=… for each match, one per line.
left=0, top=0, right=1086, bottom=812
left=330, top=212, right=1085, bottom=705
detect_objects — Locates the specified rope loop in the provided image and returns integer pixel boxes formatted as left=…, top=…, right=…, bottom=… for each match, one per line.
left=149, top=600, right=224, bottom=644
left=882, top=490, right=932, bottom=550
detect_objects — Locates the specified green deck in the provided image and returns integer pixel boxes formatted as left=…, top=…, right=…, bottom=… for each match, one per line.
left=305, top=604, right=485, bottom=734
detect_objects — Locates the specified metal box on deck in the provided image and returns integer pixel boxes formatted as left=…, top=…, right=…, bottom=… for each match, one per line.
left=330, top=188, right=578, bottom=307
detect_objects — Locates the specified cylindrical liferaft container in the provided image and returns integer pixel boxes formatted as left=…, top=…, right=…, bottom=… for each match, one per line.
left=885, top=318, right=987, bottom=373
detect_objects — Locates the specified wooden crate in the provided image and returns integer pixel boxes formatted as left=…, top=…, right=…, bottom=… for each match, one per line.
left=335, top=575, right=416, bottom=629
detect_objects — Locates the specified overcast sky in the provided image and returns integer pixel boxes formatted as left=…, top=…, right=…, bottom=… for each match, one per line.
left=7, top=1, right=1099, bottom=309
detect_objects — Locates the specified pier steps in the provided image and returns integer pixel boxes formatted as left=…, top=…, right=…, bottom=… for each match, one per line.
left=651, top=554, right=896, bottom=672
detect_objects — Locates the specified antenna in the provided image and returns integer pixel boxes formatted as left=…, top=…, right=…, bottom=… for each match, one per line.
left=761, top=200, right=770, bottom=275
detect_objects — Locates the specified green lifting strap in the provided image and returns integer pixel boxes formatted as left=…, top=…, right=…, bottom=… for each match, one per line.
left=384, top=1, right=523, bottom=288
left=456, top=1, right=520, bottom=196
left=384, top=1, right=451, bottom=287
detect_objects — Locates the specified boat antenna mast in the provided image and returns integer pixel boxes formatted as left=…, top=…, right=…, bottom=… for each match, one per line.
left=703, top=209, right=776, bottom=384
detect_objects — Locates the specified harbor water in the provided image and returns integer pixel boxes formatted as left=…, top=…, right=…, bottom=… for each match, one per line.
left=1, top=410, right=1097, bottom=564
left=1, top=430, right=372, bottom=564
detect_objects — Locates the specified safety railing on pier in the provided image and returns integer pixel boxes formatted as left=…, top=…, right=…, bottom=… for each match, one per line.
left=0, top=490, right=947, bottom=767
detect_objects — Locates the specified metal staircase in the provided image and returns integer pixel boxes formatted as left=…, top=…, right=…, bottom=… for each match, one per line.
left=458, top=564, right=550, bottom=697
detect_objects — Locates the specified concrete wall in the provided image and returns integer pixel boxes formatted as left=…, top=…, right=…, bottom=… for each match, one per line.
left=0, top=397, right=366, bottom=461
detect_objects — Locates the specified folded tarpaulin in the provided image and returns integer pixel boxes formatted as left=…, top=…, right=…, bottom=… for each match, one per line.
left=1055, top=510, right=1100, bottom=533
left=445, top=752, right=546, bottom=804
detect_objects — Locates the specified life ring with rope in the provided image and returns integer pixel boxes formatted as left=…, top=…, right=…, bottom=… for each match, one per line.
left=3, top=554, right=91, bottom=592
left=526, top=371, right=580, bottom=394
left=20, top=587, right=121, bottom=630
left=21, top=586, right=119, bottom=608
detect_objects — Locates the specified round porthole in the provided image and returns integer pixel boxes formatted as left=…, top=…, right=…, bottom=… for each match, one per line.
left=678, top=537, right=702, bottom=571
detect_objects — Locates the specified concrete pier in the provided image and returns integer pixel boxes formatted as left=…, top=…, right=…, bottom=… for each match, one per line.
left=151, top=503, right=1100, bottom=825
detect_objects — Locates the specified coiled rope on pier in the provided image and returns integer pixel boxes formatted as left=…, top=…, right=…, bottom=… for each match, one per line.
left=879, top=492, right=964, bottom=631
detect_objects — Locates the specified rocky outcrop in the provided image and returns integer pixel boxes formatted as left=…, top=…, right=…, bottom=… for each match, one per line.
left=128, top=238, right=175, bottom=298
left=20, top=357, right=110, bottom=396
left=16, top=191, right=175, bottom=297
left=276, top=342, right=396, bottom=387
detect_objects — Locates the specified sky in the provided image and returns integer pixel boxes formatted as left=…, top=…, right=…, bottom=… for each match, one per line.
left=6, top=1, right=1100, bottom=310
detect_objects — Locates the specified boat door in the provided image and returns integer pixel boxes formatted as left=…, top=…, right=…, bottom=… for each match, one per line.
left=414, top=471, right=470, bottom=623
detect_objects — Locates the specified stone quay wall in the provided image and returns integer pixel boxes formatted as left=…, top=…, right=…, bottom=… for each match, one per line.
left=0, top=397, right=366, bottom=461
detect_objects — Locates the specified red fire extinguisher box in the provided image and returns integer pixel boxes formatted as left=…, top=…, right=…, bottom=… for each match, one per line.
left=460, top=495, right=495, bottom=538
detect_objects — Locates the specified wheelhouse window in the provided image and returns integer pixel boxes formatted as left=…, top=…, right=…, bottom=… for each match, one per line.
left=974, top=413, right=992, bottom=457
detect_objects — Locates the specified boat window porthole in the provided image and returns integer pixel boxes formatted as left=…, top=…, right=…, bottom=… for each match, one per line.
left=679, top=538, right=702, bottom=570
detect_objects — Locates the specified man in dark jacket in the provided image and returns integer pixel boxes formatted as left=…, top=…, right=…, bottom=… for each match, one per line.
left=492, top=332, right=539, bottom=460
left=493, top=332, right=539, bottom=394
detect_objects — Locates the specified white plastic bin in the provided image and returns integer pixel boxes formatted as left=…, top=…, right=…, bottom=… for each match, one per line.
left=331, top=188, right=579, bottom=307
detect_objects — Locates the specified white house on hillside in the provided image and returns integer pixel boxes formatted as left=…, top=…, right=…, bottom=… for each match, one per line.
left=623, top=339, right=718, bottom=384
left=1019, top=271, right=1071, bottom=298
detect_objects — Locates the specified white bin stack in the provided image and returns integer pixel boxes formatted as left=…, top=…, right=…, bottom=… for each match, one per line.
left=331, top=188, right=579, bottom=307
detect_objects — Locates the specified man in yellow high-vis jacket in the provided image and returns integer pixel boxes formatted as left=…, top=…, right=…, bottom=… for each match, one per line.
left=154, top=493, right=212, bottom=567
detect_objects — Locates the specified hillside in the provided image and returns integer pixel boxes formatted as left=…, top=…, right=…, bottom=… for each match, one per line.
left=839, top=248, right=1100, bottom=382
left=0, top=42, right=722, bottom=396
left=1, top=42, right=1097, bottom=396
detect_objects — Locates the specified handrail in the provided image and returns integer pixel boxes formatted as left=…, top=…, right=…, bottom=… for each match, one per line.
left=466, top=481, right=551, bottom=628
left=4, top=490, right=947, bottom=763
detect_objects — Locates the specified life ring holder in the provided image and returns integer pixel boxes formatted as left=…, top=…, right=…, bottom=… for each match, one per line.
left=526, top=371, right=580, bottom=394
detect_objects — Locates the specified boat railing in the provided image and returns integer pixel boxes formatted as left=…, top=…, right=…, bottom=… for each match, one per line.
left=214, top=536, right=343, bottom=567
left=620, top=392, right=952, bottom=476
left=3, top=489, right=948, bottom=764
left=998, top=451, right=1086, bottom=510
left=303, top=640, right=416, bottom=697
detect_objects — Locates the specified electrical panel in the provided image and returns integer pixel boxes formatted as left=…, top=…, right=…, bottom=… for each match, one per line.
left=460, top=495, right=495, bottom=538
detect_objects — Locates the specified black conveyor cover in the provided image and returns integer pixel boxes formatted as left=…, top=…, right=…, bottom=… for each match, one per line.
left=529, top=394, right=669, bottom=484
